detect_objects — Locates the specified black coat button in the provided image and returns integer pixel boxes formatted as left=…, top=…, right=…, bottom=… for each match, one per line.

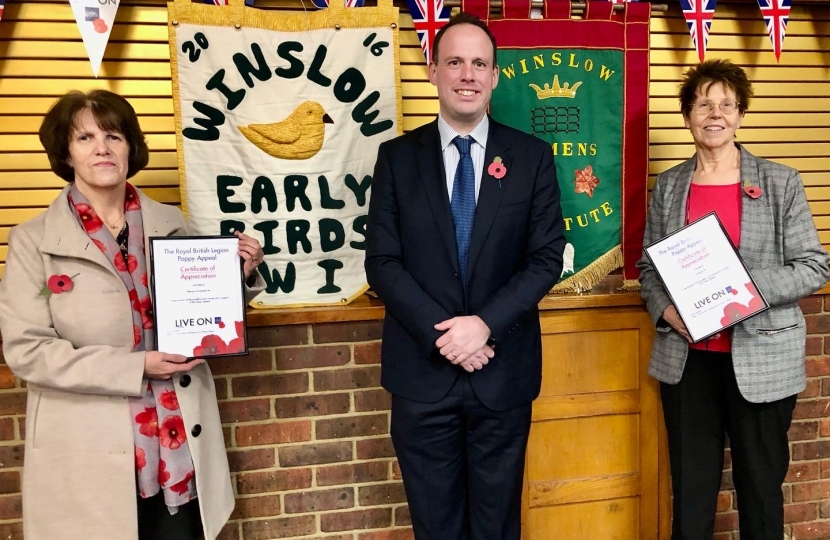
left=180, top=375, right=191, bottom=388
left=191, top=424, right=202, bottom=437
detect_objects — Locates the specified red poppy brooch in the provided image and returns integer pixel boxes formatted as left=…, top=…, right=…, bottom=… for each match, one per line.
left=39, top=273, right=79, bottom=297
left=743, top=179, right=762, bottom=199
left=488, top=156, right=507, bottom=187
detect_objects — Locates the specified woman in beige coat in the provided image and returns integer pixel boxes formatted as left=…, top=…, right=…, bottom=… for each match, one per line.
left=0, top=90, right=265, bottom=540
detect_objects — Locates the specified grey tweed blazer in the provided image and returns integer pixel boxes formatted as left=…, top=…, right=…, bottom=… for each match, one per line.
left=637, top=144, right=829, bottom=403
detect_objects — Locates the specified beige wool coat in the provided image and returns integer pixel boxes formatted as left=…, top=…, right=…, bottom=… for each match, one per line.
left=0, top=186, right=249, bottom=540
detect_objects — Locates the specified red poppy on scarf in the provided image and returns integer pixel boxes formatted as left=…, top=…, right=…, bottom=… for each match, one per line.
left=160, top=416, right=187, bottom=450
left=169, top=472, right=195, bottom=496
left=129, top=289, right=140, bottom=312
left=135, top=446, right=147, bottom=470
left=158, top=459, right=171, bottom=486
left=124, top=187, right=141, bottom=211
left=133, top=325, right=142, bottom=347
left=74, top=203, right=104, bottom=234
left=114, top=252, right=138, bottom=274
left=140, top=296, right=154, bottom=329
left=135, top=407, right=159, bottom=437
left=158, top=390, right=180, bottom=411
left=92, top=238, right=107, bottom=252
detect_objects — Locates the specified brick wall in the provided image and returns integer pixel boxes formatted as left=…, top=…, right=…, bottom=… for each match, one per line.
left=2, top=300, right=830, bottom=539
left=713, top=295, right=830, bottom=540
left=0, top=318, right=414, bottom=540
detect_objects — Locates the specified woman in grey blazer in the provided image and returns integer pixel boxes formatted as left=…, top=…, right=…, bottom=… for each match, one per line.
left=638, top=60, right=829, bottom=540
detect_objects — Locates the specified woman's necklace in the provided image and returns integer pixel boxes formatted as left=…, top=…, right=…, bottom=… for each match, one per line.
left=101, top=213, right=125, bottom=230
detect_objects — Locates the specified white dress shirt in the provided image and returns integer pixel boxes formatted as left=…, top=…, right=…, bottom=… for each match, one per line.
left=437, top=114, right=489, bottom=203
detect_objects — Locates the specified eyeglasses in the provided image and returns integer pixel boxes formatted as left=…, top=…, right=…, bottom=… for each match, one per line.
left=693, top=100, right=740, bottom=115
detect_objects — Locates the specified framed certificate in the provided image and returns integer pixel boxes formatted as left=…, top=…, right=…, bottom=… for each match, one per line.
left=643, top=212, right=768, bottom=343
left=149, top=236, right=248, bottom=359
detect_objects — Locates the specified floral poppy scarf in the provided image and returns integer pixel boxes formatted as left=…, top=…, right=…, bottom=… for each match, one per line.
left=67, top=183, right=197, bottom=511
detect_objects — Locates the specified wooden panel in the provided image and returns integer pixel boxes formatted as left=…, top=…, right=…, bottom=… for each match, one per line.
left=529, top=473, right=640, bottom=507
left=541, top=330, right=640, bottom=396
left=528, top=414, right=640, bottom=480
left=527, top=497, right=639, bottom=540
left=525, top=307, right=661, bottom=539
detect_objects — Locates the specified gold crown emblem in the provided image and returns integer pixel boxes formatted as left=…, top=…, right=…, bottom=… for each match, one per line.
left=529, top=75, right=583, bottom=100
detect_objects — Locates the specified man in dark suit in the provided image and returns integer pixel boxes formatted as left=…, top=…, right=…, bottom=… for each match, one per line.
left=365, top=12, right=565, bottom=540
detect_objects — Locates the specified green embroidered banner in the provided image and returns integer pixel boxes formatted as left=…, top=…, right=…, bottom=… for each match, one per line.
left=472, top=0, right=651, bottom=292
left=492, top=49, right=624, bottom=290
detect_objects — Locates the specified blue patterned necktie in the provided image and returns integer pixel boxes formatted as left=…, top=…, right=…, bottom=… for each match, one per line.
left=451, top=136, right=476, bottom=285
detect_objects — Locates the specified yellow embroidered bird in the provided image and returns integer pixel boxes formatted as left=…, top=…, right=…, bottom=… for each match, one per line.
left=237, top=101, right=334, bottom=160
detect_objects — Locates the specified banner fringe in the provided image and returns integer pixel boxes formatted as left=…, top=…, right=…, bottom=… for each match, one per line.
left=550, top=245, right=622, bottom=294
left=619, top=279, right=641, bottom=291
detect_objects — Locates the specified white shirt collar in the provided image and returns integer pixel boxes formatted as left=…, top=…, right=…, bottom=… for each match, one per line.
left=437, top=114, right=489, bottom=151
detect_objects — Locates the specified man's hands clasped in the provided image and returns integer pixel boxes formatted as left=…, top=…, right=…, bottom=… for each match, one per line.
left=435, top=315, right=494, bottom=372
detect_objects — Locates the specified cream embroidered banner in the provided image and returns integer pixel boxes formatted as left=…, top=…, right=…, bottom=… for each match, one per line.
left=168, top=0, right=401, bottom=308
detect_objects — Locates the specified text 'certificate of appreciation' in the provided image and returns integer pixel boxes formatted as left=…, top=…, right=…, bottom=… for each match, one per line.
left=644, top=213, right=768, bottom=342
left=150, top=236, right=247, bottom=359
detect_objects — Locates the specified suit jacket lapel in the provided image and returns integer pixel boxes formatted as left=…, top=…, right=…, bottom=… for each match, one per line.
left=417, top=120, right=460, bottom=273
left=737, top=144, right=763, bottom=263
left=466, top=120, right=509, bottom=281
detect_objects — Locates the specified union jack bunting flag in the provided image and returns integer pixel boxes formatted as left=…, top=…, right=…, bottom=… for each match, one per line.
left=406, top=0, right=450, bottom=65
left=757, top=0, right=791, bottom=61
left=310, top=0, right=366, bottom=9
left=202, top=0, right=256, bottom=6
left=0, top=0, right=5, bottom=22
left=680, top=0, right=717, bottom=63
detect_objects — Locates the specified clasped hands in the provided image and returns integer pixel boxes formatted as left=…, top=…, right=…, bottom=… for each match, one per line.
left=435, top=315, right=494, bottom=372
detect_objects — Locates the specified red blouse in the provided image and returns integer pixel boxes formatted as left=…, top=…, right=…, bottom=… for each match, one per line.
left=686, top=182, right=742, bottom=353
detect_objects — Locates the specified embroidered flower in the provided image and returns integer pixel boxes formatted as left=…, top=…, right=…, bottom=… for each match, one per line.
left=743, top=179, right=762, bottom=199
left=159, top=416, right=187, bottom=450
left=574, top=165, right=600, bottom=198
left=487, top=156, right=507, bottom=184
left=135, top=447, right=147, bottom=471
left=74, top=203, right=104, bottom=234
left=193, top=334, right=229, bottom=356
left=39, top=273, right=79, bottom=297
left=159, top=390, right=180, bottom=411
left=135, top=407, right=159, bottom=437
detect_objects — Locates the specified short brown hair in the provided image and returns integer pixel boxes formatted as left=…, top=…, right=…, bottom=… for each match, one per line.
left=432, top=12, right=498, bottom=66
left=39, top=90, right=149, bottom=183
left=679, top=59, right=754, bottom=118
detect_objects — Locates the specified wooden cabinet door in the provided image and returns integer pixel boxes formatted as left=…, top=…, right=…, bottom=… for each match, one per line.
left=523, top=307, right=668, bottom=539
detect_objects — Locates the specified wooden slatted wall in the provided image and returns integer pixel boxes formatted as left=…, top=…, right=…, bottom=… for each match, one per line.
left=0, top=0, right=828, bottom=280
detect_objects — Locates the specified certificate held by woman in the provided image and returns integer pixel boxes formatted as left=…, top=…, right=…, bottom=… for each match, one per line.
left=150, top=236, right=248, bottom=359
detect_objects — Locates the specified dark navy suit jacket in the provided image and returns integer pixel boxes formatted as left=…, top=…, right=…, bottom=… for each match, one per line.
left=365, top=118, right=565, bottom=411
